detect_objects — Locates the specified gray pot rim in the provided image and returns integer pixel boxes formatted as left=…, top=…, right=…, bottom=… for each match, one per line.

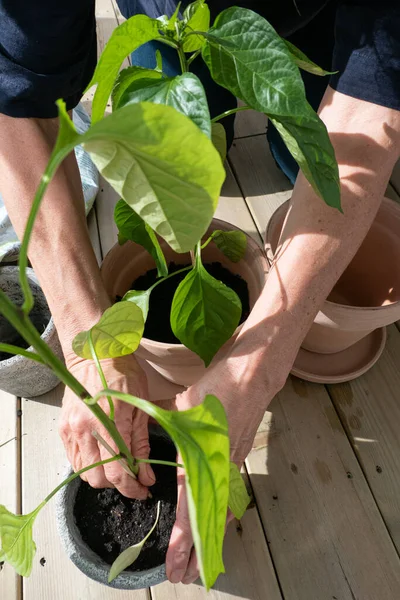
left=55, top=426, right=171, bottom=590
left=0, top=266, right=54, bottom=367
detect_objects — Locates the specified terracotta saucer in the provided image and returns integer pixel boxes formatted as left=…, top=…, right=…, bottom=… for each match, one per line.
left=291, top=327, right=387, bottom=384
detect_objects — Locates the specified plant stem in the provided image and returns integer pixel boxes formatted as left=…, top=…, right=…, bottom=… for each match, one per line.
left=201, top=235, right=213, bottom=251
left=88, top=331, right=114, bottom=421
left=42, top=455, right=121, bottom=506
left=149, top=265, right=192, bottom=293
left=0, top=290, right=138, bottom=476
left=0, top=343, right=45, bottom=365
left=135, top=457, right=184, bottom=469
left=177, top=44, right=189, bottom=73
left=211, top=105, right=252, bottom=123
left=92, top=430, right=137, bottom=480
left=187, top=49, right=201, bottom=67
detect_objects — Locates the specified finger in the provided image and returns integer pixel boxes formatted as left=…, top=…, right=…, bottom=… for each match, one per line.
left=131, top=408, right=155, bottom=487
left=166, top=466, right=193, bottom=584
left=182, top=550, right=200, bottom=585
left=77, top=433, right=112, bottom=489
left=99, top=405, right=149, bottom=499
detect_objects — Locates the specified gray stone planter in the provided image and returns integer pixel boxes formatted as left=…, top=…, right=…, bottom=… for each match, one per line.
left=0, top=266, right=62, bottom=397
left=56, top=427, right=172, bottom=590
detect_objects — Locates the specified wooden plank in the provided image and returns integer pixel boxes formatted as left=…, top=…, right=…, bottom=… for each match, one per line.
left=234, top=101, right=268, bottom=139
left=229, top=136, right=292, bottom=237
left=246, top=377, right=400, bottom=600
left=152, top=503, right=282, bottom=600
left=0, top=392, right=20, bottom=600
left=327, top=324, right=400, bottom=552
left=21, top=387, right=150, bottom=600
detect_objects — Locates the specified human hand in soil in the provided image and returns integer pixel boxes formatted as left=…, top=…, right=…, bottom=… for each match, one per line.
left=165, top=332, right=286, bottom=585
left=59, top=355, right=156, bottom=499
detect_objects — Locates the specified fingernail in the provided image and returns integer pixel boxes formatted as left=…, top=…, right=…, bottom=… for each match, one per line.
left=146, top=463, right=156, bottom=484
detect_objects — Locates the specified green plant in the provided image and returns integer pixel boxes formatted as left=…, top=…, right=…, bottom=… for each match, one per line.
left=0, top=1, right=340, bottom=590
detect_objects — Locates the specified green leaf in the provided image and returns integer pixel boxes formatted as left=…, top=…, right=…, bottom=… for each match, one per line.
left=73, top=303, right=144, bottom=360
left=99, top=391, right=230, bottom=591
left=270, top=109, right=341, bottom=210
left=202, top=7, right=340, bottom=209
left=171, top=259, right=242, bottom=365
left=0, top=505, right=42, bottom=577
left=80, top=102, right=224, bottom=253
left=114, top=199, right=168, bottom=277
left=284, top=40, right=336, bottom=76
left=122, top=289, right=151, bottom=321
left=118, top=73, right=211, bottom=138
left=211, top=123, right=227, bottom=162
left=112, top=66, right=162, bottom=111
left=211, top=229, right=247, bottom=263
left=228, top=463, right=251, bottom=519
left=167, top=2, right=182, bottom=30
left=86, top=15, right=161, bottom=123
left=108, top=502, right=161, bottom=582
left=183, top=1, right=210, bottom=52
left=155, top=49, right=163, bottom=72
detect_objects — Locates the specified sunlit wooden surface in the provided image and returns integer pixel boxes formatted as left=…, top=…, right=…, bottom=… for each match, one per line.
left=1, top=1, right=400, bottom=598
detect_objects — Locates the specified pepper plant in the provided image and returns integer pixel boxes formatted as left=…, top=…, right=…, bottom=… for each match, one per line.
left=0, top=1, right=340, bottom=590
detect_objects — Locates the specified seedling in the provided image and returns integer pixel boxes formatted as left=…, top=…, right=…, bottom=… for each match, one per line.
left=0, top=1, right=339, bottom=590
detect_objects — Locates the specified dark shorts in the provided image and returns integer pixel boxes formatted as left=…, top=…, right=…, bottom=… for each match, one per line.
left=0, top=0, right=399, bottom=118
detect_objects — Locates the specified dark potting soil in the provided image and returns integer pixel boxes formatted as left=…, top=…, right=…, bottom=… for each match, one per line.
left=73, top=433, right=177, bottom=572
left=131, top=261, right=250, bottom=344
left=0, top=315, right=48, bottom=362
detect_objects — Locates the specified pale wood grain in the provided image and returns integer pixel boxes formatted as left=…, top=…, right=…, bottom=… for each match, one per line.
left=0, top=392, right=20, bottom=600
left=21, top=387, right=150, bottom=600
left=152, top=505, right=282, bottom=600
left=246, top=377, right=400, bottom=600
left=234, top=101, right=268, bottom=140
left=229, top=136, right=292, bottom=237
left=327, top=325, right=400, bottom=551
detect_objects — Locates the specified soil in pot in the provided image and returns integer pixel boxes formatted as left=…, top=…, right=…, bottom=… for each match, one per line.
left=73, top=433, right=177, bottom=572
left=0, top=309, right=49, bottom=361
left=130, top=261, right=250, bottom=344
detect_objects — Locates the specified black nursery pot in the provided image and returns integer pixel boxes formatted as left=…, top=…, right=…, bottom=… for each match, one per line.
left=56, top=426, right=177, bottom=590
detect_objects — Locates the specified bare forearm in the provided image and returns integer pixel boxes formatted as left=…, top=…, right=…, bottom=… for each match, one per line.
left=237, top=88, right=400, bottom=378
left=0, top=115, right=110, bottom=358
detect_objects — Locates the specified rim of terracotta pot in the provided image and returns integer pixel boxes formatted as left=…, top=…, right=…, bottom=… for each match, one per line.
left=0, top=266, right=56, bottom=367
left=101, top=218, right=268, bottom=355
left=55, top=425, right=171, bottom=590
left=265, top=198, right=400, bottom=320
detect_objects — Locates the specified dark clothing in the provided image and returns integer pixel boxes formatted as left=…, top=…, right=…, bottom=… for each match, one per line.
left=0, top=0, right=398, bottom=118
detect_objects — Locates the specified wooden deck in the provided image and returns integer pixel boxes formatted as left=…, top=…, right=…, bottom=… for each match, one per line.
left=2, top=1, right=400, bottom=598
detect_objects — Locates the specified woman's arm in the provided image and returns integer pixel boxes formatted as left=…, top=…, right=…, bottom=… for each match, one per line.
left=0, top=114, right=155, bottom=497
left=166, top=87, right=400, bottom=584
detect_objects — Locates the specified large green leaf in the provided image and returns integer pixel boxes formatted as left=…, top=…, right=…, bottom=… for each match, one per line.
left=109, top=502, right=161, bottom=582
left=86, top=15, right=161, bottom=123
left=183, top=1, right=211, bottom=52
left=171, top=259, right=242, bottom=365
left=123, top=289, right=151, bottom=321
left=228, top=463, right=251, bottom=519
left=201, top=7, right=340, bottom=209
left=284, top=40, right=335, bottom=77
left=211, top=229, right=247, bottom=263
left=73, top=303, right=144, bottom=360
left=0, top=505, right=42, bottom=577
left=112, top=66, right=162, bottom=111
left=270, top=109, right=340, bottom=210
left=118, top=73, right=211, bottom=137
left=94, top=391, right=230, bottom=591
left=114, top=199, right=168, bottom=277
left=80, top=102, right=224, bottom=252
left=211, top=123, right=227, bottom=162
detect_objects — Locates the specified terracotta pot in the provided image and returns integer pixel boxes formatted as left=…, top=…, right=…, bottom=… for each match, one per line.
left=101, top=219, right=268, bottom=386
left=265, top=198, right=400, bottom=354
